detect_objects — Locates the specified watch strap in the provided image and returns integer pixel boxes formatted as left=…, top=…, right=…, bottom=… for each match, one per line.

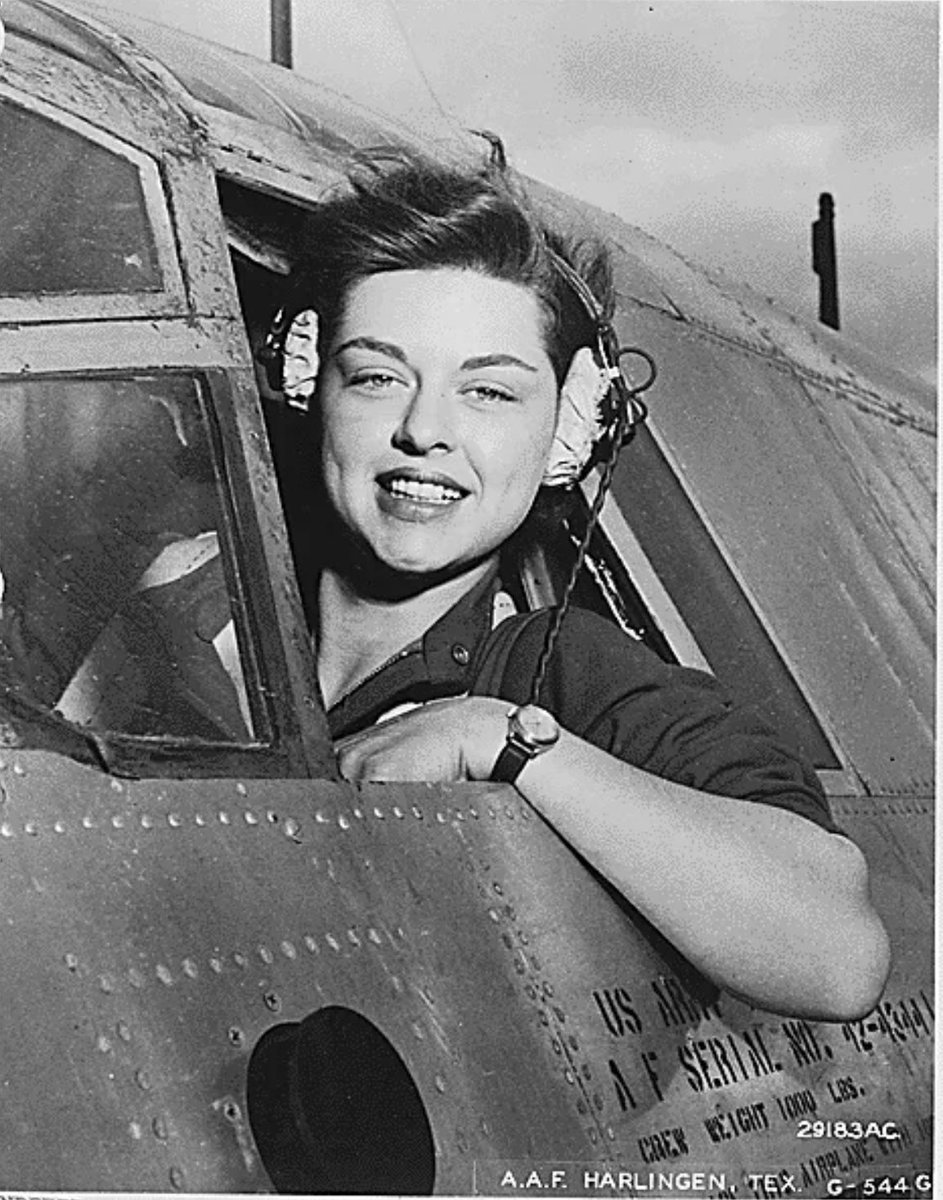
left=490, top=738, right=533, bottom=785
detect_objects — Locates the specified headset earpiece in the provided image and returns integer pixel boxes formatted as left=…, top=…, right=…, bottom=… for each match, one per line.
left=529, top=248, right=658, bottom=705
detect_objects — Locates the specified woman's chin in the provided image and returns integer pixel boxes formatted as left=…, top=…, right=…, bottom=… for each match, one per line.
left=320, top=512, right=499, bottom=599
left=374, top=549, right=473, bottom=582
left=346, top=541, right=494, bottom=600
left=370, top=530, right=473, bottom=577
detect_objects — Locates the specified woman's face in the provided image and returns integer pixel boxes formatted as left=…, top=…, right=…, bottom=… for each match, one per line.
left=317, top=268, right=558, bottom=580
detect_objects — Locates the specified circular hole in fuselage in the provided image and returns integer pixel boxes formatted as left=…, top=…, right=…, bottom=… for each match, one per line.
left=247, top=1006, right=436, bottom=1194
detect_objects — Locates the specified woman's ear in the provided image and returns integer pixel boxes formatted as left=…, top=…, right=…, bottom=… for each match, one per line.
left=541, top=346, right=610, bottom=488
left=282, top=309, right=320, bottom=411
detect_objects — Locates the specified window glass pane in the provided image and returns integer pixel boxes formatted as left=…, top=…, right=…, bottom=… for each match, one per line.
left=0, top=375, right=255, bottom=742
left=609, top=427, right=841, bottom=770
left=0, top=100, right=161, bottom=295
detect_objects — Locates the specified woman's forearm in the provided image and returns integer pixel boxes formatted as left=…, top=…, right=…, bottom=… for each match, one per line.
left=513, top=727, right=890, bottom=1020
left=336, top=695, right=891, bottom=1019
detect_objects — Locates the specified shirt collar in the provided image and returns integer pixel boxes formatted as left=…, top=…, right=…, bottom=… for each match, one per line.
left=421, top=562, right=500, bottom=687
left=326, top=564, right=500, bottom=737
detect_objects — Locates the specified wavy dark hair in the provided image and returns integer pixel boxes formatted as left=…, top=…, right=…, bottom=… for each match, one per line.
left=283, top=152, right=614, bottom=388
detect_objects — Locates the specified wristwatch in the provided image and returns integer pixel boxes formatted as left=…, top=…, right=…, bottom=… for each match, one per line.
left=490, top=704, right=560, bottom=784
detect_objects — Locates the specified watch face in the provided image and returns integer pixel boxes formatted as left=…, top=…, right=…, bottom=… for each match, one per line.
left=510, top=704, right=560, bottom=749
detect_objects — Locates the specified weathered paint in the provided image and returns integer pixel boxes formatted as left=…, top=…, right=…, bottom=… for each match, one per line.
left=0, top=751, right=931, bottom=1192
left=0, top=2, right=933, bottom=1193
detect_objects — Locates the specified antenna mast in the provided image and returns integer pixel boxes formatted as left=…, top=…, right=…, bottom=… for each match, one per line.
left=812, top=192, right=840, bottom=331
left=270, top=0, right=293, bottom=68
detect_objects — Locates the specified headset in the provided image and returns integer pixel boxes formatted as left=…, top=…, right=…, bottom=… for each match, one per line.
left=529, top=246, right=656, bottom=705
left=257, top=145, right=658, bottom=710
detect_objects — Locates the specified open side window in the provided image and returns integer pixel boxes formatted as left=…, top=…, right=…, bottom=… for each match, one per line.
left=215, top=174, right=842, bottom=778
left=217, top=179, right=322, bottom=621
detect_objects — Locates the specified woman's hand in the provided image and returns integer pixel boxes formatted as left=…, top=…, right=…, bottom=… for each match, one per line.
left=335, top=695, right=508, bottom=783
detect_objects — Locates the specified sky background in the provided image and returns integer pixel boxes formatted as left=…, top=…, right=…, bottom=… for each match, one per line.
left=95, top=0, right=937, bottom=386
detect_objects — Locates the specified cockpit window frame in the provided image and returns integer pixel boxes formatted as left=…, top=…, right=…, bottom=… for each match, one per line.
left=593, top=423, right=864, bottom=798
left=594, top=498, right=863, bottom=798
left=0, top=362, right=319, bottom=779
left=0, top=84, right=188, bottom=321
left=213, top=168, right=866, bottom=799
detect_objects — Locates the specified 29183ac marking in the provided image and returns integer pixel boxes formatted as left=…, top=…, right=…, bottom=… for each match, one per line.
left=798, top=1121, right=900, bottom=1140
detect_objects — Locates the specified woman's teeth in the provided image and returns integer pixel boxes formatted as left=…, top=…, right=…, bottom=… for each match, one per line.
left=387, top=478, right=463, bottom=504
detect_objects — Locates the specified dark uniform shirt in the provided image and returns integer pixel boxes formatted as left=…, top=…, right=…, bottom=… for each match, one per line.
left=328, top=570, right=839, bottom=835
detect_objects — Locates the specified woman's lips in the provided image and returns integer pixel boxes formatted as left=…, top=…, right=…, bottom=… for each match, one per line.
left=375, top=469, right=470, bottom=521
left=386, top=477, right=462, bottom=504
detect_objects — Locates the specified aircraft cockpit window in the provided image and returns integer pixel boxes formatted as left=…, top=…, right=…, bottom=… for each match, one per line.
left=0, top=374, right=259, bottom=744
left=0, top=97, right=161, bottom=295
left=608, top=426, right=842, bottom=771
left=215, top=174, right=840, bottom=776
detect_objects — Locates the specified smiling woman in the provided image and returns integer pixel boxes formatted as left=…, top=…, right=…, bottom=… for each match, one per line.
left=262, top=153, right=890, bottom=1022
left=318, top=268, right=558, bottom=607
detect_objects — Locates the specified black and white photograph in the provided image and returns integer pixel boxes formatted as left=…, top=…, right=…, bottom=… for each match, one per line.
left=0, top=0, right=934, bottom=1195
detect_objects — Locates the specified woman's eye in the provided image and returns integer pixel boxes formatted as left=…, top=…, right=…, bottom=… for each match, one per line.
left=464, top=383, right=516, bottom=404
left=348, top=371, right=402, bottom=391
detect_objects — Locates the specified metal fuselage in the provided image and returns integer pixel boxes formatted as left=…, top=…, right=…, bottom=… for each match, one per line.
left=0, top=2, right=933, bottom=1194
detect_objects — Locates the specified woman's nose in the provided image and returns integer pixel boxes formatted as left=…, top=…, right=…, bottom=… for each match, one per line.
left=392, top=385, right=455, bottom=454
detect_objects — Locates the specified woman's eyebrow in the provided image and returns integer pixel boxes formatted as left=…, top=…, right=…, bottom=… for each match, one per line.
left=335, top=336, right=408, bottom=362
left=334, top=341, right=539, bottom=374
left=461, top=353, right=538, bottom=373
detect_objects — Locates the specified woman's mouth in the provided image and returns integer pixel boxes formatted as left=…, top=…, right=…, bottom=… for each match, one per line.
left=376, top=470, right=470, bottom=519
left=387, top=477, right=463, bottom=505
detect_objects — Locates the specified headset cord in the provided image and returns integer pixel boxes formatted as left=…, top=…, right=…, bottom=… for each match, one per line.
left=529, top=403, right=640, bottom=709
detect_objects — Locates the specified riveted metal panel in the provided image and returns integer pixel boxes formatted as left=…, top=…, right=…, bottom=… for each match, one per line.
left=0, top=751, right=930, bottom=1193
left=572, top=185, right=936, bottom=415
left=0, top=8, right=933, bottom=1194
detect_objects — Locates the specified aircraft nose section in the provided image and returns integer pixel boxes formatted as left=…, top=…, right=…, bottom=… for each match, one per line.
left=247, top=1005, right=436, bottom=1194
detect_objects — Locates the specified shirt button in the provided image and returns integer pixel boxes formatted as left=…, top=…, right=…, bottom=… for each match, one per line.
left=451, top=643, right=470, bottom=666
